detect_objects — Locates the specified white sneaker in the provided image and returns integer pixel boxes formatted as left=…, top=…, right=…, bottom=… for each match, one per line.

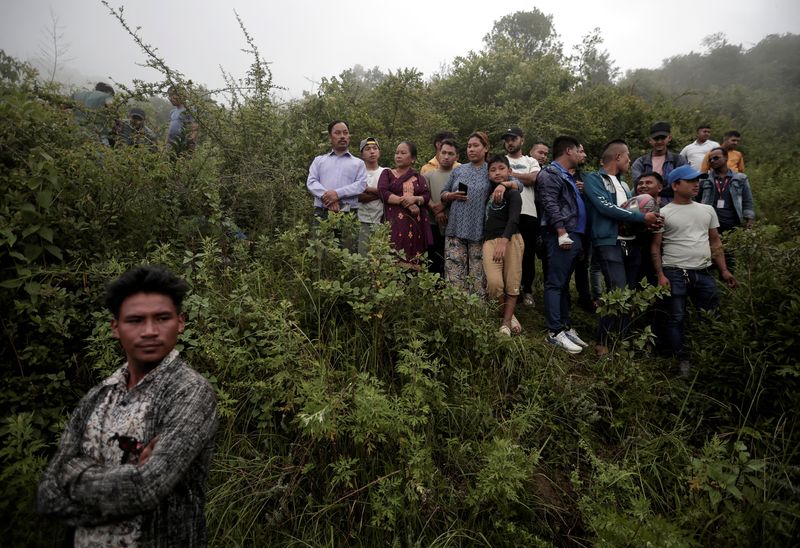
left=522, top=293, right=535, bottom=306
left=564, top=328, right=588, bottom=348
left=546, top=331, right=583, bottom=354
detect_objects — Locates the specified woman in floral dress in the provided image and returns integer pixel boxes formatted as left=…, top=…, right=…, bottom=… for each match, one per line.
left=378, top=141, right=433, bottom=263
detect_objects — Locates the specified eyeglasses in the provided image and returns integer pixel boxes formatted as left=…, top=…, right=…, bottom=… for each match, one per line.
left=709, top=156, right=723, bottom=161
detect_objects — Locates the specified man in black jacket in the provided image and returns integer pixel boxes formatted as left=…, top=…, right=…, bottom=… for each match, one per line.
left=538, top=136, right=590, bottom=354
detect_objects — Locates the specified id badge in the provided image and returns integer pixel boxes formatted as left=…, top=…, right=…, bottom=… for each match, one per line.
left=716, top=199, right=725, bottom=209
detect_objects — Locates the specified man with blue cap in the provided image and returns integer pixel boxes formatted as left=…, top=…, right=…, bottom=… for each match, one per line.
left=650, top=165, right=737, bottom=376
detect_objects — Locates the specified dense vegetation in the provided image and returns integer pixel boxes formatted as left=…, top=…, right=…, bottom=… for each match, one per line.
left=1, top=8, right=799, bottom=546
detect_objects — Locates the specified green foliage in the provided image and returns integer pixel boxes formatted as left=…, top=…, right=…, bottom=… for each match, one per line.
left=2, top=13, right=800, bottom=548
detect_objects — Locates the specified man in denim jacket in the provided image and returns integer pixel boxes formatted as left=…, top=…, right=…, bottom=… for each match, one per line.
left=700, top=146, right=755, bottom=232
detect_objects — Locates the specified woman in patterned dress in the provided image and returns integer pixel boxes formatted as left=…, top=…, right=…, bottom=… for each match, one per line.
left=378, top=141, right=433, bottom=263
left=439, top=132, right=493, bottom=295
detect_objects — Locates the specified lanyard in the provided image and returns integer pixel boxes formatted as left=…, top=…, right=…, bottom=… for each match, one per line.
left=714, top=174, right=731, bottom=196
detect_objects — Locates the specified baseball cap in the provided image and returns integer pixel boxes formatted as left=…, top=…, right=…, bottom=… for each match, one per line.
left=667, top=165, right=703, bottom=185
left=129, top=107, right=146, bottom=120
left=500, top=127, right=524, bottom=139
left=649, top=121, right=671, bottom=138
left=359, top=137, right=379, bottom=151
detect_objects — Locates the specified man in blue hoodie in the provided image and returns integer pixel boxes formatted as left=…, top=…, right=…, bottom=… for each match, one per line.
left=583, top=140, right=662, bottom=355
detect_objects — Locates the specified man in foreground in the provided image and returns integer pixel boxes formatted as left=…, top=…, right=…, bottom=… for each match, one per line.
left=651, top=166, right=737, bottom=375
left=38, top=265, right=218, bottom=546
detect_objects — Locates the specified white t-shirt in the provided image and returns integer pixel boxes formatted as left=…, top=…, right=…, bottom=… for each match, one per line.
left=660, top=201, right=720, bottom=270
left=607, top=174, right=635, bottom=241
left=680, top=140, right=720, bottom=169
left=357, top=166, right=387, bottom=224
left=506, top=155, right=541, bottom=217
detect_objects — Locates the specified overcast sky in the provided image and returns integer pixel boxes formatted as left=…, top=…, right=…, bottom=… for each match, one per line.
left=3, top=0, right=799, bottom=101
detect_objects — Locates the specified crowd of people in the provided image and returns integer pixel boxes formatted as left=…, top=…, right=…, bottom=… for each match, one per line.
left=70, top=82, right=198, bottom=154
left=306, top=120, right=756, bottom=375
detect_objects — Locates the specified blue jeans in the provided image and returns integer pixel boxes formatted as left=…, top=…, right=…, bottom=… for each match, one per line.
left=662, top=267, right=720, bottom=360
left=544, top=232, right=582, bottom=332
left=595, top=242, right=642, bottom=345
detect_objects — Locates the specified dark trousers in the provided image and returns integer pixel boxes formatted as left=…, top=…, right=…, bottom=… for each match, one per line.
left=519, top=214, right=539, bottom=294
left=594, top=242, right=641, bottom=345
left=544, top=232, right=582, bottom=332
left=428, top=223, right=446, bottom=276
left=574, top=233, right=592, bottom=302
left=662, top=267, right=720, bottom=360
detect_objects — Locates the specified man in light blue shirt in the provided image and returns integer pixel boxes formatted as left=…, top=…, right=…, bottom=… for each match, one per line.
left=306, top=120, right=367, bottom=218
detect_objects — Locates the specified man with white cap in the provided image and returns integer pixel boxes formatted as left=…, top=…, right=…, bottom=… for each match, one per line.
left=357, top=136, right=387, bottom=254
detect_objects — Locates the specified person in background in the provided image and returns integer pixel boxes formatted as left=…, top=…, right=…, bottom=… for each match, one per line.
left=71, top=82, right=116, bottom=146
left=529, top=141, right=549, bottom=166
left=538, top=136, right=589, bottom=354
left=38, top=265, right=217, bottom=546
left=502, top=127, right=541, bottom=307
left=117, top=107, right=158, bottom=149
left=630, top=121, right=687, bottom=201
left=483, top=155, right=524, bottom=336
left=356, top=137, right=387, bottom=255
left=701, top=131, right=745, bottom=173
left=530, top=140, right=551, bottom=287
left=680, top=123, right=719, bottom=168
left=651, top=165, right=737, bottom=376
left=378, top=141, right=433, bottom=265
left=420, top=131, right=461, bottom=176
left=425, top=138, right=459, bottom=275
left=166, top=85, right=199, bottom=154
left=634, top=171, right=665, bottom=286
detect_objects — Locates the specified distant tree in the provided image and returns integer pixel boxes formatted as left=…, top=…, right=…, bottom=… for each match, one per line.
left=482, top=9, right=562, bottom=60
left=571, top=28, right=619, bottom=87
left=35, top=8, right=72, bottom=85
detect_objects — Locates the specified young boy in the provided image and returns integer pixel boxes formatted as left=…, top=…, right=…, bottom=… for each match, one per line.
left=483, top=155, right=525, bottom=336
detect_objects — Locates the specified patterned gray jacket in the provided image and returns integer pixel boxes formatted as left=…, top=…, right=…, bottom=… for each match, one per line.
left=38, top=355, right=218, bottom=547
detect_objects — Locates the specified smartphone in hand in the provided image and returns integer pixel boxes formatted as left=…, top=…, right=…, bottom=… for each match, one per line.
left=458, top=183, right=469, bottom=194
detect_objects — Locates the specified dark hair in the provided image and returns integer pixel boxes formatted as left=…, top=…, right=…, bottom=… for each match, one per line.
left=439, top=138, right=459, bottom=152
left=433, top=131, right=456, bottom=147
left=531, top=141, right=548, bottom=148
left=397, top=140, right=418, bottom=160
left=95, top=82, right=114, bottom=95
left=552, top=136, right=581, bottom=159
left=105, top=265, right=189, bottom=319
left=601, top=139, right=628, bottom=163
left=327, top=120, right=350, bottom=134
left=696, top=123, right=712, bottom=131
left=487, top=154, right=510, bottom=169
left=723, top=130, right=741, bottom=139
left=709, top=146, right=728, bottom=158
left=636, top=171, right=664, bottom=185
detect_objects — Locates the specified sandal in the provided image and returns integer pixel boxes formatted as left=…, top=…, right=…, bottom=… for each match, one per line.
left=510, top=315, right=522, bottom=335
left=498, top=325, right=512, bottom=337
